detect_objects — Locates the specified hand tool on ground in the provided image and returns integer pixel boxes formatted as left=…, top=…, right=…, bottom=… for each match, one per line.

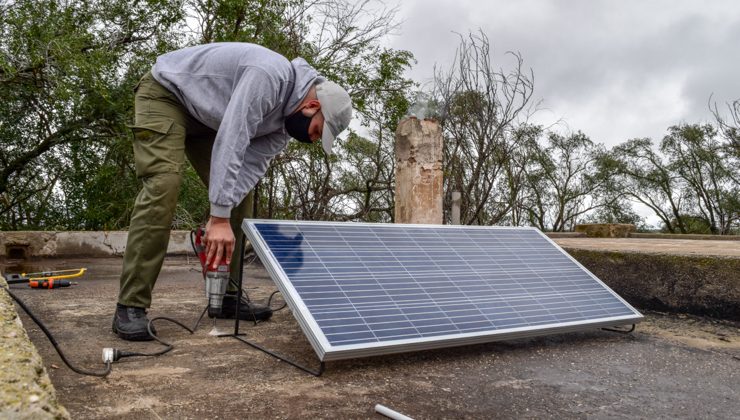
left=4, top=268, right=86, bottom=285
left=29, top=279, right=78, bottom=289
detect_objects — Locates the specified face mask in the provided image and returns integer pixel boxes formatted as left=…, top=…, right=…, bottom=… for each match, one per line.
left=285, top=110, right=314, bottom=144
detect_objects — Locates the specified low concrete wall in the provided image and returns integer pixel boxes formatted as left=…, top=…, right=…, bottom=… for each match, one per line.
left=575, top=223, right=636, bottom=238
left=545, top=232, right=586, bottom=239
left=0, top=275, right=70, bottom=419
left=566, top=249, right=740, bottom=320
left=2, top=230, right=738, bottom=320
left=0, top=231, right=192, bottom=258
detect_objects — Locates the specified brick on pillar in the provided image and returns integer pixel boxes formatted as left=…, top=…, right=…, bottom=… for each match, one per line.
left=394, top=117, right=443, bottom=224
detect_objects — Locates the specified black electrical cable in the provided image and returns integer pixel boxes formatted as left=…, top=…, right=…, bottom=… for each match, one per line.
left=2, top=286, right=112, bottom=377
left=106, top=229, right=283, bottom=362
left=267, top=290, right=287, bottom=311
left=226, top=274, right=286, bottom=312
left=1, top=228, right=268, bottom=376
left=2, top=282, right=210, bottom=373
left=190, top=229, right=197, bottom=252
left=113, top=306, right=209, bottom=361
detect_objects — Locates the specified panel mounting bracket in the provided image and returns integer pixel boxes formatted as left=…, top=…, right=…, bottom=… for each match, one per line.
left=217, top=235, right=325, bottom=377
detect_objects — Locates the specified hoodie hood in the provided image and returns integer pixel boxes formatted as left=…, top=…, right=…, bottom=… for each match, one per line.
left=284, top=58, right=323, bottom=116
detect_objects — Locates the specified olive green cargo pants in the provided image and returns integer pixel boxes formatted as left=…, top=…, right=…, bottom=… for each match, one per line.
left=118, top=72, right=249, bottom=308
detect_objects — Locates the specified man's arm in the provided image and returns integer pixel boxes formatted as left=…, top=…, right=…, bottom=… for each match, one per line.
left=204, top=67, right=281, bottom=269
left=232, top=131, right=290, bottom=197
left=205, top=132, right=289, bottom=268
left=208, top=67, right=279, bottom=217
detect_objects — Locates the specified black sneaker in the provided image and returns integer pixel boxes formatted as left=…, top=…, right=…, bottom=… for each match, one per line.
left=112, top=303, right=156, bottom=341
left=213, top=295, right=273, bottom=322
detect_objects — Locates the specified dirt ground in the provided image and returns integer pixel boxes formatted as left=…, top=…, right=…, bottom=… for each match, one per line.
left=3, top=257, right=739, bottom=419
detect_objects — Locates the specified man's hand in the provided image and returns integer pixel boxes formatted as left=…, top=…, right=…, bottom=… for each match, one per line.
left=204, top=216, right=234, bottom=270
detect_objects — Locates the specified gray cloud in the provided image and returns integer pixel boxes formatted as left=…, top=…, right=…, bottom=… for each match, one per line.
left=387, top=0, right=740, bottom=146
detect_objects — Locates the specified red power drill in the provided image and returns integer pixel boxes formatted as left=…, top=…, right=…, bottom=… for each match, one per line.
left=192, top=227, right=209, bottom=276
left=191, top=227, right=229, bottom=316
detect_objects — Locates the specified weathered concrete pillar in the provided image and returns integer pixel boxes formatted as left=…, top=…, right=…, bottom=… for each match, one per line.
left=395, top=117, right=443, bottom=224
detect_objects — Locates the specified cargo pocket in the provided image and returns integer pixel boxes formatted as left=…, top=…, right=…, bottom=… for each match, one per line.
left=129, top=119, right=186, bottom=178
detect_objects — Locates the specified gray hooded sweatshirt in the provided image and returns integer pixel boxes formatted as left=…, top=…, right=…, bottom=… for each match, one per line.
left=151, top=43, right=321, bottom=218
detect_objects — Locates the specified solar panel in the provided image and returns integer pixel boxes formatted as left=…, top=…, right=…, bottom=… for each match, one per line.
left=243, top=220, right=643, bottom=361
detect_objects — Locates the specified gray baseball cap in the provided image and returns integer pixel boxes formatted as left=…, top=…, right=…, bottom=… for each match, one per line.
left=315, top=80, right=352, bottom=154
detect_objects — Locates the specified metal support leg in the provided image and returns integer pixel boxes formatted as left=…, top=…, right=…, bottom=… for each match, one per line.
left=233, top=235, right=245, bottom=335
left=232, top=335, right=325, bottom=377
left=218, top=233, right=325, bottom=377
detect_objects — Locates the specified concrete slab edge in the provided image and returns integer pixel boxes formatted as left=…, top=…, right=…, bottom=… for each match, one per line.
left=566, top=248, right=740, bottom=321
left=0, top=274, right=70, bottom=419
left=1, top=230, right=737, bottom=259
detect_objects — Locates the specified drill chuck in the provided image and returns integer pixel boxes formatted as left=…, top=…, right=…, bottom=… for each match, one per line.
left=205, top=265, right=229, bottom=314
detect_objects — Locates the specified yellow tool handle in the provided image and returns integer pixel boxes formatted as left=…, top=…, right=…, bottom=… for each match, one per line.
left=26, top=268, right=87, bottom=281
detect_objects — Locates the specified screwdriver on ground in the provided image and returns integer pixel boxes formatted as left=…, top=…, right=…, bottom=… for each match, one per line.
left=29, top=279, right=77, bottom=289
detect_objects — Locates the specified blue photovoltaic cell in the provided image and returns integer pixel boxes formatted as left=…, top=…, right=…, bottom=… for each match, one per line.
left=244, top=221, right=642, bottom=359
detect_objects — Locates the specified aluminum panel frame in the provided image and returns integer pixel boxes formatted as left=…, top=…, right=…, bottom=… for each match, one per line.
left=243, top=219, right=643, bottom=361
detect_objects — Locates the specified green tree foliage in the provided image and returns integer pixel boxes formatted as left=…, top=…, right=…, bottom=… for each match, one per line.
left=0, top=0, right=414, bottom=229
left=607, top=138, right=689, bottom=233
left=661, top=124, right=739, bottom=234
left=520, top=131, right=613, bottom=231
left=583, top=200, right=646, bottom=229
left=501, top=124, right=543, bottom=227
left=606, top=125, right=740, bottom=234
left=1, top=2, right=737, bottom=235
left=586, top=150, right=647, bottom=229
left=0, top=0, right=183, bottom=229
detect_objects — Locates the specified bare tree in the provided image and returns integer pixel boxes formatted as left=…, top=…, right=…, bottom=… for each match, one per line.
left=431, top=30, right=535, bottom=225
left=710, top=96, right=740, bottom=158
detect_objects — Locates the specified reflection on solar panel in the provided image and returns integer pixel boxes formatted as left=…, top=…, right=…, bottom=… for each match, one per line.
left=243, top=220, right=643, bottom=361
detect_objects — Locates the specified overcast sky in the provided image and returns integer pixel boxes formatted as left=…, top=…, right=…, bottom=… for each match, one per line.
left=385, top=0, right=740, bottom=148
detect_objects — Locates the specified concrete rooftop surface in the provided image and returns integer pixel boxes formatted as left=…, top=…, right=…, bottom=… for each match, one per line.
left=2, top=255, right=739, bottom=419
